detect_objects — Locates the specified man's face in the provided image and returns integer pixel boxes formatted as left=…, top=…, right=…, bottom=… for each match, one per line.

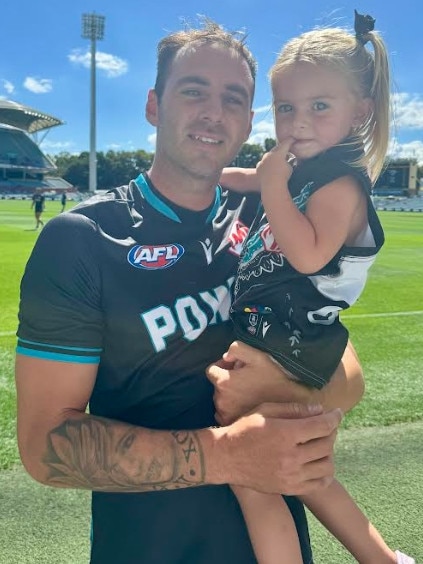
left=148, top=43, right=254, bottom=182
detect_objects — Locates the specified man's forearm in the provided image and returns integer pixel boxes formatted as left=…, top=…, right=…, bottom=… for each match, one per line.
left=312, top=341, right=364, bottom=413
left=43, top=414, right=210, bottom=492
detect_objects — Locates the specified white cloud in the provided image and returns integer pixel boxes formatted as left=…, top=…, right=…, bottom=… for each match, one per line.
left=39, top=140, right=74, bottom=153
left=392, top=93, right=423, bottom=130
left=248, top=117, right=275, bottom=145
left=389, top=138, right=423, bottom=165
left=2, top=80, right=14, bottom=94
left=253, top=104, right=272, bottom=115
left=23, top=77, right=53, bottom=94
left=147, top=132, right=156, bottom=148
left=106, top=141, right=136, bottom=151
left=68, top=49, right=128, bottom=78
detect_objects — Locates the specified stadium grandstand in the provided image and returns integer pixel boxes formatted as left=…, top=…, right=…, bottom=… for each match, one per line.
left=0, top=100, right=74, bottom=198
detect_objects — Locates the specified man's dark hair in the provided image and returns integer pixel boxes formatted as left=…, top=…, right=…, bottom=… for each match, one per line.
left=154, top=18, right=257, bottom=102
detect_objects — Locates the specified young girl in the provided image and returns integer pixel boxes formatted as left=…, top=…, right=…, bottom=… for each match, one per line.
left=221, top=11, right=415, bottom=564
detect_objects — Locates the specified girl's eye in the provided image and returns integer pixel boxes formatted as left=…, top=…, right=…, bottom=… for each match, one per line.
left=313, top=101, right=329, bottom=111
left=276, top=103, right=292, bottom=114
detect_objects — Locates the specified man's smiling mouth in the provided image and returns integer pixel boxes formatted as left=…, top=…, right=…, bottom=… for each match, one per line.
left=189, top=134, right=222, bottom=145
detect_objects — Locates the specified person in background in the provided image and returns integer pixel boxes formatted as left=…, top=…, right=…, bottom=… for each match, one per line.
left=217, top=10, right=414, bottom=564
left=60, top=191, right=67, bottom=213
left=31, top=189, right=45, bottom=229
left=16, top=19, right=363, bottom=564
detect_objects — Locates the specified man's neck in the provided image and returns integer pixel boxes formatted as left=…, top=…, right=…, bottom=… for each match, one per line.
left=147, top=164, right=219, bottom=211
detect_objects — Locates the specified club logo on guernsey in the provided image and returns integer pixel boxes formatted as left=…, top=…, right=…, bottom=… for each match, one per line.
left=127, top=244, right=185, bottom=270
left=228, top=220, right=249, bottom=257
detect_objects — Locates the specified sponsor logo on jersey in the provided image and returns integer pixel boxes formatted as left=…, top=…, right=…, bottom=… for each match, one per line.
left=227, top=220, right=249, bottom=256
left=262, top=320, right=271, bottom=337
left=199, top=238, right=214, bottom=265
left=141, top=276, right=235, bottom=352
left=127, top=244, right=184, bottom=270
left=260, top=224, right=281, bottom=252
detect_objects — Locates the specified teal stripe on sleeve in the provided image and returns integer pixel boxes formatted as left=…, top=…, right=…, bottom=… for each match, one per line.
left=18, top=337, right=102, bottom=352
left=16, top=346, right=100, bottom=364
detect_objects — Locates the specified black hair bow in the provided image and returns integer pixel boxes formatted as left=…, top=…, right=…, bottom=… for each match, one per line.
left=354, top=9, right=375, bottom=45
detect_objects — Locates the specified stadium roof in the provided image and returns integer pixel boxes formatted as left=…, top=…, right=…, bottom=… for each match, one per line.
left=0, top=99, right=64, bottom=134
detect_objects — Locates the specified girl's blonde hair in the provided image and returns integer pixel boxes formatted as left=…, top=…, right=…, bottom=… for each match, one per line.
left=269, top=25, right=391, bottom=183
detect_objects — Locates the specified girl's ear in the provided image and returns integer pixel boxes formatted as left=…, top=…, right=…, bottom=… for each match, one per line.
left=146, top=89, right=159, bottom=126
left=353, top=97, right=374, bottom=127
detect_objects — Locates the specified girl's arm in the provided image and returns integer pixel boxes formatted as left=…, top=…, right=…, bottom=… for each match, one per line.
left=219, top=167, right=260, bottom=193
left=258, top=142, right=366, bottom=274
left=302, top=479, right=396, bottom=563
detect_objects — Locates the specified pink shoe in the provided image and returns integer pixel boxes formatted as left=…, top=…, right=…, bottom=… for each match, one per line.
left=395, top=550, right=415, bottom=564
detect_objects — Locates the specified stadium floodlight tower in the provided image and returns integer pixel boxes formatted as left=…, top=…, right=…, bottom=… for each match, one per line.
left=82, top=12, right=105, bottom=193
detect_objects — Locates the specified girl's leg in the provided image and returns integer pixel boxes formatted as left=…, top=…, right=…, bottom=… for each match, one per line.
left=302, top=479, right=398, bottom=564
left=232, top=485, right=303, bottom=564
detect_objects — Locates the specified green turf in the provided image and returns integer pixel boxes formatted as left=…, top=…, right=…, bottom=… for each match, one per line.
left=0, top=467, right=91, bottom=564
left=309, top=421, right=423, bottom=562
left=0, top=201, right=422, bottom=561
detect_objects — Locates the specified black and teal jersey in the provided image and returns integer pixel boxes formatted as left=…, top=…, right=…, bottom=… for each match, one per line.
left=18, top=174, right=259, bottom=427
left=16, top=174, right=314, bottom=563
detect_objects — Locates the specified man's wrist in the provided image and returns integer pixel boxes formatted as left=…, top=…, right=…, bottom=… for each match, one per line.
left=199, top=426, right=230, bottom=486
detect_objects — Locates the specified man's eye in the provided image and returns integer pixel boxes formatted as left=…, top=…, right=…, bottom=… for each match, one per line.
left=276, top=104, right=292, bottom=114
left=182, top=89, right=201, bottom=97
left=313, top=101, right=328, bottom=111
left=225, top=96, right=243, bottom=106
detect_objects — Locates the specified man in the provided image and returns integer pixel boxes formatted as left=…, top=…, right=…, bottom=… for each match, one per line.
left=16, top=20, right=363, bottom=563
left=60, top=191, right=67, bottom=213
left=31, top=189, right=45, bottom=229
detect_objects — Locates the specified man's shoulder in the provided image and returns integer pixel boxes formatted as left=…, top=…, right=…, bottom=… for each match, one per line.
left=73, top=184, right=134, bottom=211
left=220, top=187, right=260, bottom=222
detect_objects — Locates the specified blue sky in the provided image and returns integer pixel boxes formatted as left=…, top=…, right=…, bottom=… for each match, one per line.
left=2, top=0, right=422, bottom=163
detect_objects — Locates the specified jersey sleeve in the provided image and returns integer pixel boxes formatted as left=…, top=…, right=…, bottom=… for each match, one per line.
left=16, top=212, right=103, bottom=363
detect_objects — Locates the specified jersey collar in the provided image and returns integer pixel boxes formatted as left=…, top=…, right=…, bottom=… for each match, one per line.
left=133, top=173, right=221, bottom=224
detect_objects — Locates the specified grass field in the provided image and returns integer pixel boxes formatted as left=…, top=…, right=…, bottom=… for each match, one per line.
left=0, top=199, right=422, bottom=562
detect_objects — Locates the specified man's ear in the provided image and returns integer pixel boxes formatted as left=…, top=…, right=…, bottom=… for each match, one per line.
left=353, top=97, right=374, bottom=127
left=146, top=89, right=159, bottom=126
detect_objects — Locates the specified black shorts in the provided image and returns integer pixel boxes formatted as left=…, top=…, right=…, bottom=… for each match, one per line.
left=90, top=487, right=313, bottom=563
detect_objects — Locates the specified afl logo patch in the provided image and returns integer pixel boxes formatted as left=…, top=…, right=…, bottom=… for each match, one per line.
left=128, top=244, right=185, bottom=270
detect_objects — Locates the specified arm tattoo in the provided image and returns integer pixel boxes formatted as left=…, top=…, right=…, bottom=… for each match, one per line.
left=44, top=417, right=206, bottom=492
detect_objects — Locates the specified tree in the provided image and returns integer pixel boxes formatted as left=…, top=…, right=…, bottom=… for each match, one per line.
left=50, top=149, right=154, bottom=192
left=230, top=142, right=264, bottom=168
left=264, top=138, right=276, bottom=152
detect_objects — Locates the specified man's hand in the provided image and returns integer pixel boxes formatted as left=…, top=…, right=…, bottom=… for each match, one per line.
left=212, top=402, right=342, bottom=496
left=206, top=341, right=311, bottom=425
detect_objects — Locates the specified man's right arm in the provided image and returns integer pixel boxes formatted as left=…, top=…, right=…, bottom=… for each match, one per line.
left=16, top=354, right=342, bottom=496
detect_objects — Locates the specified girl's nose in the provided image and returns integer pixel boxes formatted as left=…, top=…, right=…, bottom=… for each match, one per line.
left=292, top=111, right=308, bottom=133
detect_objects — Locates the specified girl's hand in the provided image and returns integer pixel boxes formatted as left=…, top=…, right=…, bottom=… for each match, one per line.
left=256, top=138, right=296, bottom=188
left=206, top=341, right=310, bottom=425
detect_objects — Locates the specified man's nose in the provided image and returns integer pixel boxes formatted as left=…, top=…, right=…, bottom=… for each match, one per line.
left=200, top=96, right=224, bottom=123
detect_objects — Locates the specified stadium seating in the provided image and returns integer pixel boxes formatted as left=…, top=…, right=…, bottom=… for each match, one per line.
left=0, top=125, right=55, bottom=170
left=374, top=196, right=423, bottom=212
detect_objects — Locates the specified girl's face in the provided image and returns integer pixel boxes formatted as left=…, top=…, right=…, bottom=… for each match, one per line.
left=272, top=61, right=371, bottom=161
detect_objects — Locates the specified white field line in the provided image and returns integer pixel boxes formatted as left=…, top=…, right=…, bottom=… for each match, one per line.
left=342, top=310, right=423, bottom=319
left=1, top=310, right=423, bottom=338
